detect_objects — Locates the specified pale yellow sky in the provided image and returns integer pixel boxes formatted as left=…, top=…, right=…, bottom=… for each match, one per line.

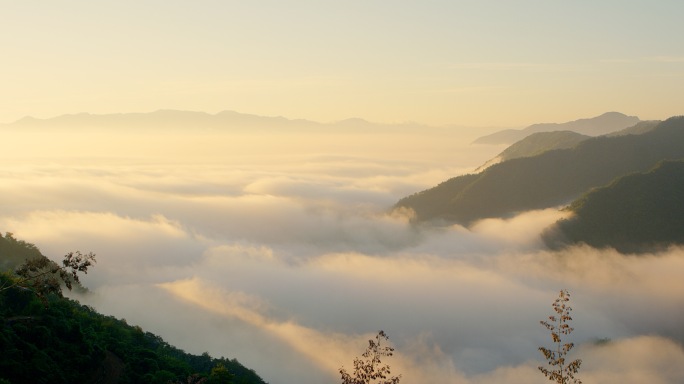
left=2, top=1, right=683, bottom=126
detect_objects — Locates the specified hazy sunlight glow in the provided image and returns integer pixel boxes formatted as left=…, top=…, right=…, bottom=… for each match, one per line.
left=2, top=1, right=684, bottom=126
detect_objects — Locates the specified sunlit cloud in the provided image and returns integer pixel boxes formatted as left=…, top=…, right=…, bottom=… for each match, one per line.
left=582, top=336, right=684, bottom=384
left=470, top=208, right=568, bottom=250
left=3, top=122, right=684, bottom=383
left=158, top=278, right=482, bottom=384
left=0, top=210, right=186, bottom=242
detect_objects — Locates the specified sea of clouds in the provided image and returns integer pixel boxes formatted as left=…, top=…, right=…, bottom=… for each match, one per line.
left=1, top=124, right=683, bottom=383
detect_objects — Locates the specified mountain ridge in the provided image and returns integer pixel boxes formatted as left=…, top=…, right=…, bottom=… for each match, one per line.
left=4, top=109, right=319, bottom=131
left=1, top=109, right=448, bottom=134
left=472, top=112, right=640, bottom=145
left=542, top=160, right=684, bottom=253
left=475, top=130, right=591, bottom=172
left=395, top=116, right=684, bottom=226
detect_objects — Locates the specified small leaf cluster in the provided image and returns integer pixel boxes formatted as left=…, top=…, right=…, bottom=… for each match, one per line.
left=340, top=330, right=401, bottom=384
left=13, top=251, right=96, bottom=296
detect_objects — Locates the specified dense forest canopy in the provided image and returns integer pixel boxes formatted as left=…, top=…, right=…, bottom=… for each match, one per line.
left=544, top=160, right=684, bottom=253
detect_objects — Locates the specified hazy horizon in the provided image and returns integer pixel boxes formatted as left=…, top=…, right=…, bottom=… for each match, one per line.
left=3, top=1, right=684, bottom=127
left=0, top=108, right=514, bottom=131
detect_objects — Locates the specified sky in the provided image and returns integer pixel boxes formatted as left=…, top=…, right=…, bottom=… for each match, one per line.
left=2, top=1, right=684, bottom=126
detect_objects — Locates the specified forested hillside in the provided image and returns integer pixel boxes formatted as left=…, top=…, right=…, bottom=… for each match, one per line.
left=475, top=130, right=591, bottom=171
left=543, top=160, right=684, bottom=253
left=0, top=233, right=268, bottom=384
left=395, top=116, right=684, bottom=225
left=496, top=130, right=589, bottom=161
left=472, top=111, right=639, bottom=144
left=606, top=120, right=660, bottom=137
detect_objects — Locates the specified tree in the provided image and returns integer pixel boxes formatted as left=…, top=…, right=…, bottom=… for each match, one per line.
left=172, top=374, right=208, bottom=384
left=539, top=289, right=582, bottom=384
left=0, top=250, right=96, bottom=299
left=340, top=330, right=401, bottom=384
left=207, top=362, right=234, bottom=384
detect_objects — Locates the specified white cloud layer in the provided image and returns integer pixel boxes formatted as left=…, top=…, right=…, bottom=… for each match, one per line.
left=2, top=127, right=683, bottom=383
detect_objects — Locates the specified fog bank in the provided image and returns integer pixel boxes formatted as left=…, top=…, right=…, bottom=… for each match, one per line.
left=2, top=123, right=683, bottom=383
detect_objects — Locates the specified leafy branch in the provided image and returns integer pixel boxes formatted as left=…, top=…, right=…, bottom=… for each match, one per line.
left=0, top=251, right=96, bottom=298
left=340, top=330, right=401, bottom=384
left=539, top=289, right=582, bottom=384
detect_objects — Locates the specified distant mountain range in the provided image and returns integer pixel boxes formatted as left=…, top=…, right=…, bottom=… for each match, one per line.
left=472, top=112, right=641, bottom=145
left=475, top=119, right=662, bottom=171
left=395, top=116, right=684, bottom=233
left=1, top=109, right=440, bottom=134
left=5, top=110, right=318, bottom=131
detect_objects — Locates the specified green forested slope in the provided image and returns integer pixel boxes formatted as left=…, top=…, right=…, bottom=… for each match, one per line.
left=543, top=160, right=684, bottom=253
left=395, top=116, right=684, bottom=225
left=0, top=233, right=267, bottom=384
left=605, top=120, right=660, bottom=137
left=472, top=111, right=639, bottom=144
left=497, top=131, right=589, bottom=162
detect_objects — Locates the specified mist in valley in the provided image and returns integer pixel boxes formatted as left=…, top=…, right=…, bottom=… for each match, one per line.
left=2, top=117, right=684, bottom=383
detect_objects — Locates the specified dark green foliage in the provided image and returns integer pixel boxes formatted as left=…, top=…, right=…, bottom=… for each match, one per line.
left=395, top=173, right=480, bottom=223
left=605, top=120, right=660, bottom=137
left=544, top=160, right=684, bottom=253
left=0, top=234, right=268, bottom=384
left=0, top=232, right=43, bottom=270
left=0, top=232, right=94, bottom=298
left=396, top=116, right=684, bottom=225
left=207, top=362, right=235, bottom=383
left=0, top=287, right=105, bottom=383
